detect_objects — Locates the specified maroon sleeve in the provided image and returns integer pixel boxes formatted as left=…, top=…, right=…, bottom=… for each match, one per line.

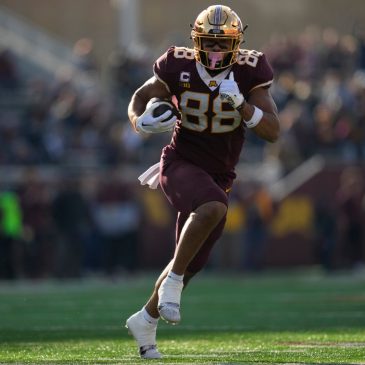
left=232, top=50, right=274, bottom=98
left=152, top=46, right=180, bottom=92
left=153, top=46, right=194, bottom=96
left=250, top=53, right=274, bottom=92
left=153, top=48, right=170, bottom=84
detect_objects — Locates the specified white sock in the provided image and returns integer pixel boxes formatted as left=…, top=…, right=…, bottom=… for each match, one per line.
left=142, top=307, right=159, bottom=325
left=167, top=271, right=184, bottom=282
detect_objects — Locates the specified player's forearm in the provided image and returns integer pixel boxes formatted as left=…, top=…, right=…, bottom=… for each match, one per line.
left=128, top=93, right=147, bottom=131
left=251, top=113, right=280, bottom=142
left=239, top=102, right=279, bottom=142
left=128, top=76, right=173, bottom=132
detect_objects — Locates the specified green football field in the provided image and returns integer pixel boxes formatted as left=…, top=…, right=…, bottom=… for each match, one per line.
left=0, top=270, right=364, bottom=364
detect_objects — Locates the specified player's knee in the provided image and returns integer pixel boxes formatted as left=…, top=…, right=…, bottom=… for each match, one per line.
left=195, top=201, right=227, bottom=226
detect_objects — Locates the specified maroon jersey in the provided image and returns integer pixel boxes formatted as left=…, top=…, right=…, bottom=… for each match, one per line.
left=153, top=46, right=273, bottom=174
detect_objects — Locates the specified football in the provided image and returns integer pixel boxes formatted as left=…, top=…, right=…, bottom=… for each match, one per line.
left=149, top=98, right=181, bottom=122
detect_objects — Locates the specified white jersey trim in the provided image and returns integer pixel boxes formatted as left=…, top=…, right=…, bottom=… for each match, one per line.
left=249, top=79, right=273, bottom=93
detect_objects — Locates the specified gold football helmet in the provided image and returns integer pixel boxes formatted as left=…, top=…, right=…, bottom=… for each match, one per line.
left=191, top=5, right=245, bottom=70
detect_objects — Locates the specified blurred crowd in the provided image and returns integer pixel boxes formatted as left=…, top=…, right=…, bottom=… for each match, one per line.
left=1, top=26, right=365, bottom=169
left=0, top=169, right=144, bottom=279
left=263, top=25, right=365, bottom=172
left=1, top=26, right=365, bottom=279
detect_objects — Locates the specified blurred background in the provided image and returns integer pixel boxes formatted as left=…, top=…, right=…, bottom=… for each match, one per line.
left=0, top=0, right=365, bottom=280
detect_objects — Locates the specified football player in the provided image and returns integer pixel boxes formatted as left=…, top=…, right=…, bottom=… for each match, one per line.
left=126, top=4, right=280, bottom=359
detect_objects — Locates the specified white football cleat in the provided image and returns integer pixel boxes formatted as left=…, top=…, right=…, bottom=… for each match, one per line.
left=158, top=276, right=184, bottom=324
left=125, top=311, right=162, bottom=359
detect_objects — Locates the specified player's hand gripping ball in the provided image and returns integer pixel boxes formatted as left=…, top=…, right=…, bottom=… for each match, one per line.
left=136, top=98, right=180, bottom=133
left=151, top=98, right=181, bottom=121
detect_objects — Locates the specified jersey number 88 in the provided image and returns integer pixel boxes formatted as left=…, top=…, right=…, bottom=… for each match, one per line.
left=180, top=91, right=241, bottom=134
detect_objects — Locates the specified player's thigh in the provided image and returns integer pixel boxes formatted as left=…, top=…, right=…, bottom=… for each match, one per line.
left=160, top=159, right=228, bottom=214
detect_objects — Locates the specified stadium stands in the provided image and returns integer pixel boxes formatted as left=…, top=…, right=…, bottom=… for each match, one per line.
left=1, top=8, right=365, bottom=278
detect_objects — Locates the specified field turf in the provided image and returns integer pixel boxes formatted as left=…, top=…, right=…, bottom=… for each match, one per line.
left=0, top=270, right=364, bottom=364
